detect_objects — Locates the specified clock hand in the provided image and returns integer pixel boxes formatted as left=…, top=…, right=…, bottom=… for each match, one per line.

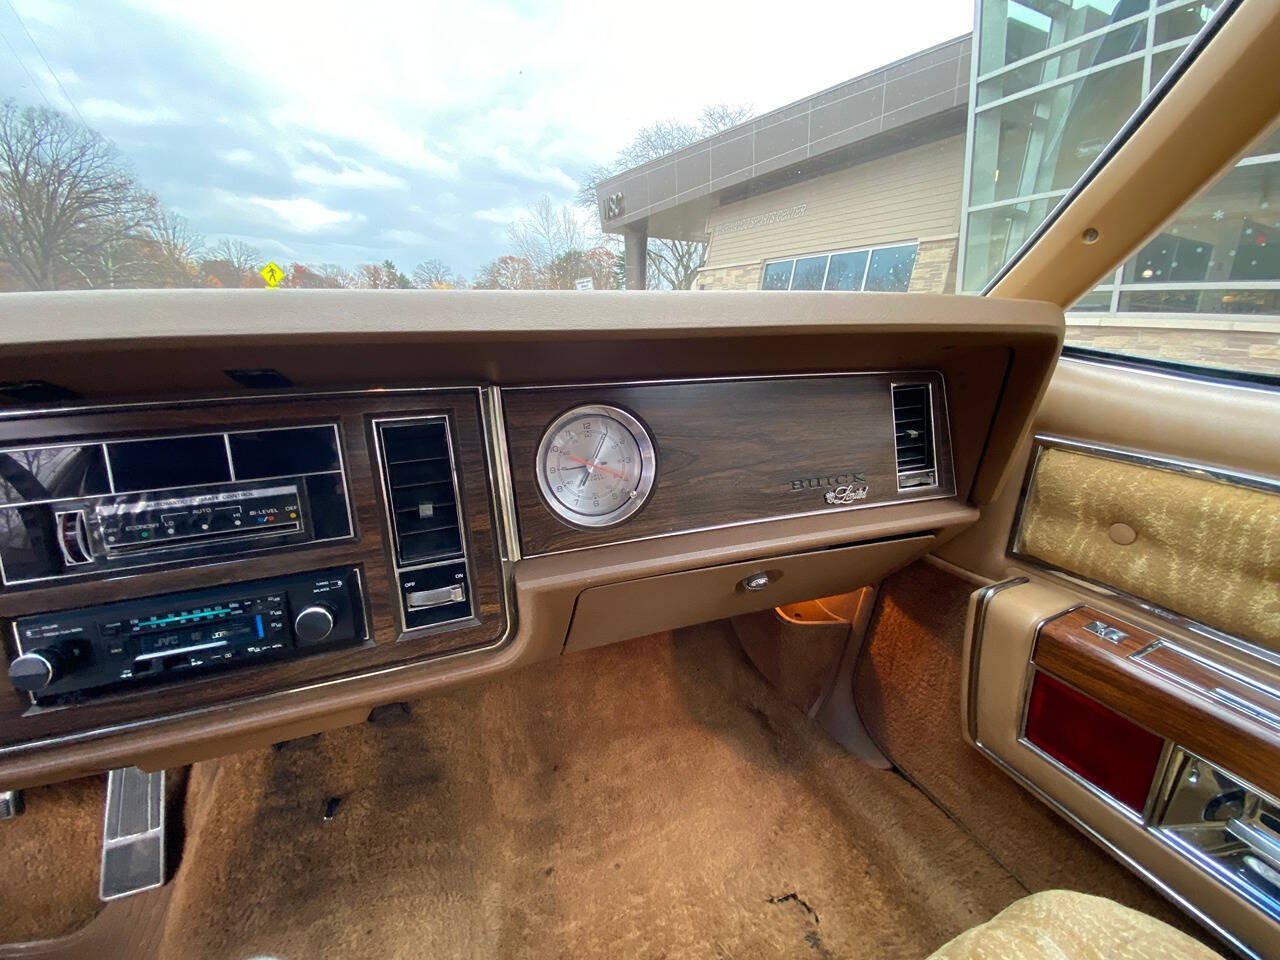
left=579, top=428, right=610, bottom=489
left=564, top=453, right=627, bottom=480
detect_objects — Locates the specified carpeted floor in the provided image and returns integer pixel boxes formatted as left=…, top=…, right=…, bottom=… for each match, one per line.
left=852, top=560, right=1202, bottom=937
left=0, top=775, right=105, bottom=943
left=159, top=622, right=1027, bottom=960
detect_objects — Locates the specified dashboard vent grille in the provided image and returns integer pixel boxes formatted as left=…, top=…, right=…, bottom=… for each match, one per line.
left=891, top=383, right=937, bottom=490
left=376, top=419, right=464, bottom=565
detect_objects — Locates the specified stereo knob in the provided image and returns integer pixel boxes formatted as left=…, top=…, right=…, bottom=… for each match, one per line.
left=9, top=647, right=64, bottom=692
left=294, top=604, right=335, bottom=644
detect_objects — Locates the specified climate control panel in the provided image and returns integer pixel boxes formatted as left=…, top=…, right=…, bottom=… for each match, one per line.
left=7, top=566, right=366, bottom=704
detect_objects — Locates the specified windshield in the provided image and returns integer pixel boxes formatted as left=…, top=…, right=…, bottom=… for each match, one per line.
left=0, top=1, right=1275, bottom=376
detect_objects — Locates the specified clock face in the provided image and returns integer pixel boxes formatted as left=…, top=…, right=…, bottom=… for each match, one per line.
left=536, top=405, right=656, bottom=528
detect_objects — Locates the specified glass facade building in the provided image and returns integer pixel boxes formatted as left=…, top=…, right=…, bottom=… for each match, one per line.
left=960, top=0, right=1280, bottom=320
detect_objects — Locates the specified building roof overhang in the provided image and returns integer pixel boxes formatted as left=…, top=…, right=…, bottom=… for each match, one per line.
left=596, top=34, right=972, bottom=242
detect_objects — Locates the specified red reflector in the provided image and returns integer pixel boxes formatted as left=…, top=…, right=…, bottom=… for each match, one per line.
left=1024, top=671, right=1164, bottom=813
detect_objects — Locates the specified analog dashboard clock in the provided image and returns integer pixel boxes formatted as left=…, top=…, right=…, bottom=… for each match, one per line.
left=535, top=404, right=656, bottom=528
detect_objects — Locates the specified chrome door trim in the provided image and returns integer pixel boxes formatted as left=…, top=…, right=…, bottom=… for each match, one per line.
left=971, top=736, right=1258, bottom=960
left=965, top=576, right=1030, bottom=742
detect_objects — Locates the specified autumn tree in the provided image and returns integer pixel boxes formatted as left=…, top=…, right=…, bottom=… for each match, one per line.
left=472, top=255, right=538, bottom=290
left=280, top=263, right=347, bottom=288
left=546, top=247, right=620, bottom=290
left=578, top=104, right=752, bottom=289
left=356, top=259, right=411, bottom=288
left=0, top=101, right=161, bottom=290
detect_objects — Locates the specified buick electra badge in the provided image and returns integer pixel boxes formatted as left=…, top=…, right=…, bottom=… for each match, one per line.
left=787, top=471, right=869, bottom=504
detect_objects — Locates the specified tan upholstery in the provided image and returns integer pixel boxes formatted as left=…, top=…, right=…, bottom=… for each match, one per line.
left=928, top=891, right=1220, bottom=960
left=1018, top=447, right=1280, bottom=646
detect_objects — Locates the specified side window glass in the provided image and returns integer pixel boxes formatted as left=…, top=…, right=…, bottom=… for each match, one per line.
left=1065, top=121, right=1280, bottom=375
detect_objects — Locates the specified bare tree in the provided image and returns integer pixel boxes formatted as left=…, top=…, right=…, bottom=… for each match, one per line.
left=411, top=258, right=465, bottom=289
left=578, top=104, right=752, bottom=289
left=507, top=196, right=585, bottom=281
left=210, top=239, right=260, bottom=272
left=315, top=263, right=356, bottom=288
left=146, top=209, right=204, bottom=286
left=0, top=100, right=158, bottom=290
left=198, top=238, right=262, bottom=288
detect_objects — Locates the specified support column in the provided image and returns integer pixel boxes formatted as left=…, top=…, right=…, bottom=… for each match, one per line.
left=624, top=226, right=648, bottom=290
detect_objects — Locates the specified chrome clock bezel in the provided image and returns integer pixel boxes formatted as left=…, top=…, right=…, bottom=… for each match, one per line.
left=535, top=404, right=657, bottom=528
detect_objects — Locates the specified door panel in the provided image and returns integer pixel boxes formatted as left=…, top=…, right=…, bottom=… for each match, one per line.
left=948, top=353, right=1280, bottom=959
left=1013, top=442, right=1279, bottom=648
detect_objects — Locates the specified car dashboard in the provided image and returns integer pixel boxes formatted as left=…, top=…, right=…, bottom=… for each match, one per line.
left=0, top=289, right=1062, bottom=787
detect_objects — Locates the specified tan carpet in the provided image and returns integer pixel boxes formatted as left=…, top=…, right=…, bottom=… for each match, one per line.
left=0, top=775, right=105, bottom=943
left=853, top=561, right=1203, bottom=938
left=159, top=622, right=1025, bottom=960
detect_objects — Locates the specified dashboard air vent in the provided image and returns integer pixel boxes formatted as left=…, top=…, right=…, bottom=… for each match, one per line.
left=891, top=383, right=937, bottom=490
left=376, top=418, right=464, bottom=565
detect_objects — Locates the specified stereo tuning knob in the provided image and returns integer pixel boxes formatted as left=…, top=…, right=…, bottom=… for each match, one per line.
left=8, top=644, right=72, bottom=692
left=293, top=604, right=336, bottom=645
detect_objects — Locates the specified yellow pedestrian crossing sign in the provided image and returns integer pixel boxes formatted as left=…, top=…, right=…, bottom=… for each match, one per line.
left=260, top=262, right=284, bottom=288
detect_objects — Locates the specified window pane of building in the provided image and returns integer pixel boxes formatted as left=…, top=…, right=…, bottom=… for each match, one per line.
left=977, top=0, right=1143, bottom=76
left=1149, top=45, right=1188, bottom=87
left=1115, top=288, right=1280, bottom=314
left=975, top=19, right=1147, bottom=107
left=1121, top=164, right=1280, bottom=286
left=969, top=58, right=1144, bottom=210
left=761, top=261, right=794, bottom=290
left=963, top=197, right=1055, bottom=291
left=790, top=256, right=829, bottom=290
left=1153, top=0, right=1225, bottom=45
left=960, top=0, right=1237, bottom=294
left=824, top=251, right=870, bottom=290
left=1061, top=125, right=1280, bottom=374
left=865, top=245, right=918, bottom=292
left=1070, top=290, right=1115, bottom=311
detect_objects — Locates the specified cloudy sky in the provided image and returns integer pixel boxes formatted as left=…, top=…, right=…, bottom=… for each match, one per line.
left=1, top=0, right=973, bottom=278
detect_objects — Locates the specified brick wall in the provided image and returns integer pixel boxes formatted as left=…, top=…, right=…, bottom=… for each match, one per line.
left=1064, top=325, right=1280, bottom=375
left=906, top=236, right=958, bottom=294
left=694, top=262, right=764, bottom=291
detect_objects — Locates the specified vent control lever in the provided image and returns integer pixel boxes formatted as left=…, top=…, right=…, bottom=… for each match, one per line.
left=406, top=584, right=465, bottom=610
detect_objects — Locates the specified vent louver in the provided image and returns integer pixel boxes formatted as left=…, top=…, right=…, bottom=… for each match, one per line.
left=891, top=383, right=937, bottom=490
left=376, top=419, right=464, bottom=565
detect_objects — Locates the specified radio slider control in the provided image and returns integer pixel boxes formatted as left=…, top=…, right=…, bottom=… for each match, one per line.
left=405, top=584, right=465, bottom=610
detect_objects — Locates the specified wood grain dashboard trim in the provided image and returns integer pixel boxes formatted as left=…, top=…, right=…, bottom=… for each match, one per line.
left=1032, top=606, right=1280, bottom=801
left=0, top=388, right=514, bottom=756
left=503, top=371, right=957, bottom=557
